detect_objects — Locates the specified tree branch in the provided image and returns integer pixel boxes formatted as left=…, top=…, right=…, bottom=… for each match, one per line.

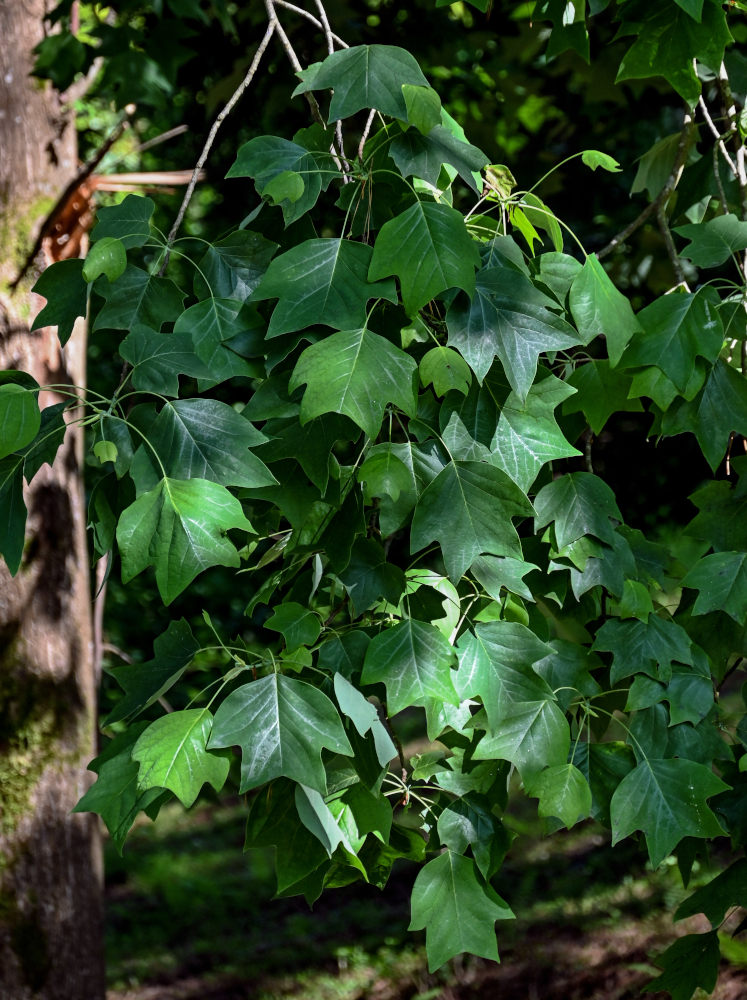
left=597, top=112, right=695, bottom=260
left=161, top=19, right=276, bottom=262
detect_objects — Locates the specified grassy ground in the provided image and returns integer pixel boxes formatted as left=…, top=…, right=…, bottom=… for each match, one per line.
left=104, top=799, right=747, bottom=1000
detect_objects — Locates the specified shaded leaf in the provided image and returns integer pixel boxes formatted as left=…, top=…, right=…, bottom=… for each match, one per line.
left=31, top=258, right=87, bottom=345
left=683, top=551, right=747, bottom=623
left=643, top=932, right=720, bottom=1000
left=524, top=764, right=592, bottom=829
left=93, top=265, right=185, bottom=332
left=569, top=254, right=641, bottom=366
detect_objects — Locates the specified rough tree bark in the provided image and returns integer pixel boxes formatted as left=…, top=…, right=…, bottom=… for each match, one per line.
left=0, top=2, right=105, bottom=997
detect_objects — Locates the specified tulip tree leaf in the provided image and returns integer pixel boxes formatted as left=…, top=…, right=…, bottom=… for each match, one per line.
left=0, top=384, right=41, bottom=460
left=524, top=764, right=592, bottom=829
left=132, top=708, right=230, bottom=808
left=369, top=201, right=481, bottom=316
left=265, top=601, right=321, bottom=651
left=534, top=471, right=622, bottom=549
left=490, top=374, right=581, bottom=491
left=447, top=265, right=580, bottom=397
left=131, top=398, right=275, bottom=490
left=389, top=125, right=488, bottom=193
left=252, top=239, right=397, bottom=336
left=620, top=289, right=723, bottom=392
left=592, top=615, right=694, bottom=684
left=106, top=619, right=199, bottom=725
left=409, top=851, right=514, bottom=970
left=31, top=258, right=87, bottom=345
left=662, top=360, right=747, bottom=471
left=91, top=194, right=154, bottom=248
left=610, top=758, right=727, bottom=867
left=436, top=795, right=510, bottom=880
left=361, top=619, right=459, bottom=714
left=675, top=858, right=747, bottom=925
left=0, top=457, right=26, bottom=575
left=194, top=230, right=278, bottom=300
left=208, top=673, right=353, bottom=794
left=472, top=700, right=570, bottom=779
left=683, top=551, right=747, bottom=623
left=643, top=932, right=721, bottom=1000
left=117, top=477, right=254, bottom=604
left=569, top=254, right=641, bottom=366
left=402, top=83, right=442, bottom=133
left=411, top=461, right=532, bottom=582
left=292, top=44, right=429, bottom=121
left=119, top=326, right=211, bottom=396
left=675, top=213, right=747, bottom=268
left=564, top=360, right=644, bottom=434
left=455, top=621, right=554, bottom=733
left=289, top=327, right=418, bottom=439
left=93, top=265, right=186, bottom=332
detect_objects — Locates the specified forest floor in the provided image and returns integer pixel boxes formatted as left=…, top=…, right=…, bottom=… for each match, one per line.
left=104, top=800, right=747, bottom=1000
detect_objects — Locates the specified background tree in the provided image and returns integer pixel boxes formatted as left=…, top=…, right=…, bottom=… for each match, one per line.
left=0, top=2, right=104, bottom=997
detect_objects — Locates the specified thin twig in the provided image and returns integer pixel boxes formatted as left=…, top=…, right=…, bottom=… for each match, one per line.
left=657, top=200, right=686, bottom=285
left=160, top=19, right=276, bottom=265
left=273, top=0, right=348, bottom=47
left=358, top=108, right=377, bottom=160
left=697, top=94, right=737, bottom=175
left=313, top=0, right=349, bottom=170
left=598, top=112, right=695, bottom=260
left=265, top=0, right=324, bottom=124
left=711, top=142, right=730, bottom=216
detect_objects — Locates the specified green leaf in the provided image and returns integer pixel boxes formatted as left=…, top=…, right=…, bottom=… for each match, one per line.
left=470, top=554, right=539, bottom=603
left=333, top=673, right=397, bottom=767
left=361, top=619, right=458, bottom=714
left=194, top=231, right=278, bottom=300
left=643, top=932, right=720, bottom=1000
left=534, top=471, right=622, bottom=549
left=244, top=780, right=328, bottom=893
left=686, top=479, right=747, bottom=552
left=631, top=133, right=683, bottom=201
left=338, top=537, right=406, bottom=613
left=31, top=258, right=87, bottom=345
left=0, top=384, right=40, bottom=460
left=490, top=374, right=581, bottom=492
left=117, top=477, right=253, bottom=604
left=402, top=83, right=442, bottom=133
left=131, top=398, right=274, bottom=491
left=208, top=673, right=352, bottom=794
left=82, top=236, right=127, bottom=283
left=437, top=794, right=510, bottom=879
left=620, top=289, right=724, bottom=393
left=569, top=255, right=641, bottom=367
left=411, top=460, right=533, bottom=582
left=534, top=640, right=603, bottom=710
left=289, top=327, right=417, bottom=439
left=0, top=456, right=26, bottom=575
left=610, top=758, right=727, bottom=867
left=106, top=619, right=199, bottom=725
left=265, top=601, right=321, bottom=651
left=369, top=201, right=481, bottom=316
left=581, top=149, right=622, bottom=172
left=358, top=448, right=412, bottom=502
left=472, top=700, right=570, bottom=779
left=119, top=326, right=211, bottom=396
left=616, top=1, right=732, bottom=105
left=683, top=551, right=747, bottom=624
left=661, top=359, right=747, bottom=471
left=295, top=784, right=359, bottom=860
left=227, top=135, right=336, bottom=224
left=91, top=194, right=154, bottom=248
left=524, top=764, right=592, bottom=828
left=675, top=858, right=747, bottom=925
left=455, top=621, right=554, bottom=733
left=593, top=615, right=693, bottom=684
left=419, top=346, right=472, bottom=397
left=389, top=125, right=488, bottom=193
left=93, top=265, right=186, bottom=331
left=409, top=851, right=513, bottom=971
left=564, top=360, right=644, bottom=434
left=292, top=44, right=429, bottom=121
left=253, top=239, right=396, bottom=336
left=132, top=708, right=229, bottom=808
left=675, top=213, right=747, bottom=267
left=173, top=299, right=258, bottom=384
left=73, top=724, right=164, bottom=854
left=447, top=265, right=580, bottom=397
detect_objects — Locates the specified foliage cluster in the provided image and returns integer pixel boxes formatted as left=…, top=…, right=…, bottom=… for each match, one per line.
left=5, top=1, right=747, bottom=996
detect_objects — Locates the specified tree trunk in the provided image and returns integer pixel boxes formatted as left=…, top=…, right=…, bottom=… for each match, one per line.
left=0, top=2, right=105, bottom=997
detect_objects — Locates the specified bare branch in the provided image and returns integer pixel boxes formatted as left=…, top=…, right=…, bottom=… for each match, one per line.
left=273, top=0, right=348, bottom=47
left=358, top=108, right=377, bottom=160
left=161, top=20, right=276, bottom=262
left=598, top=112, right=694, bottom=260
